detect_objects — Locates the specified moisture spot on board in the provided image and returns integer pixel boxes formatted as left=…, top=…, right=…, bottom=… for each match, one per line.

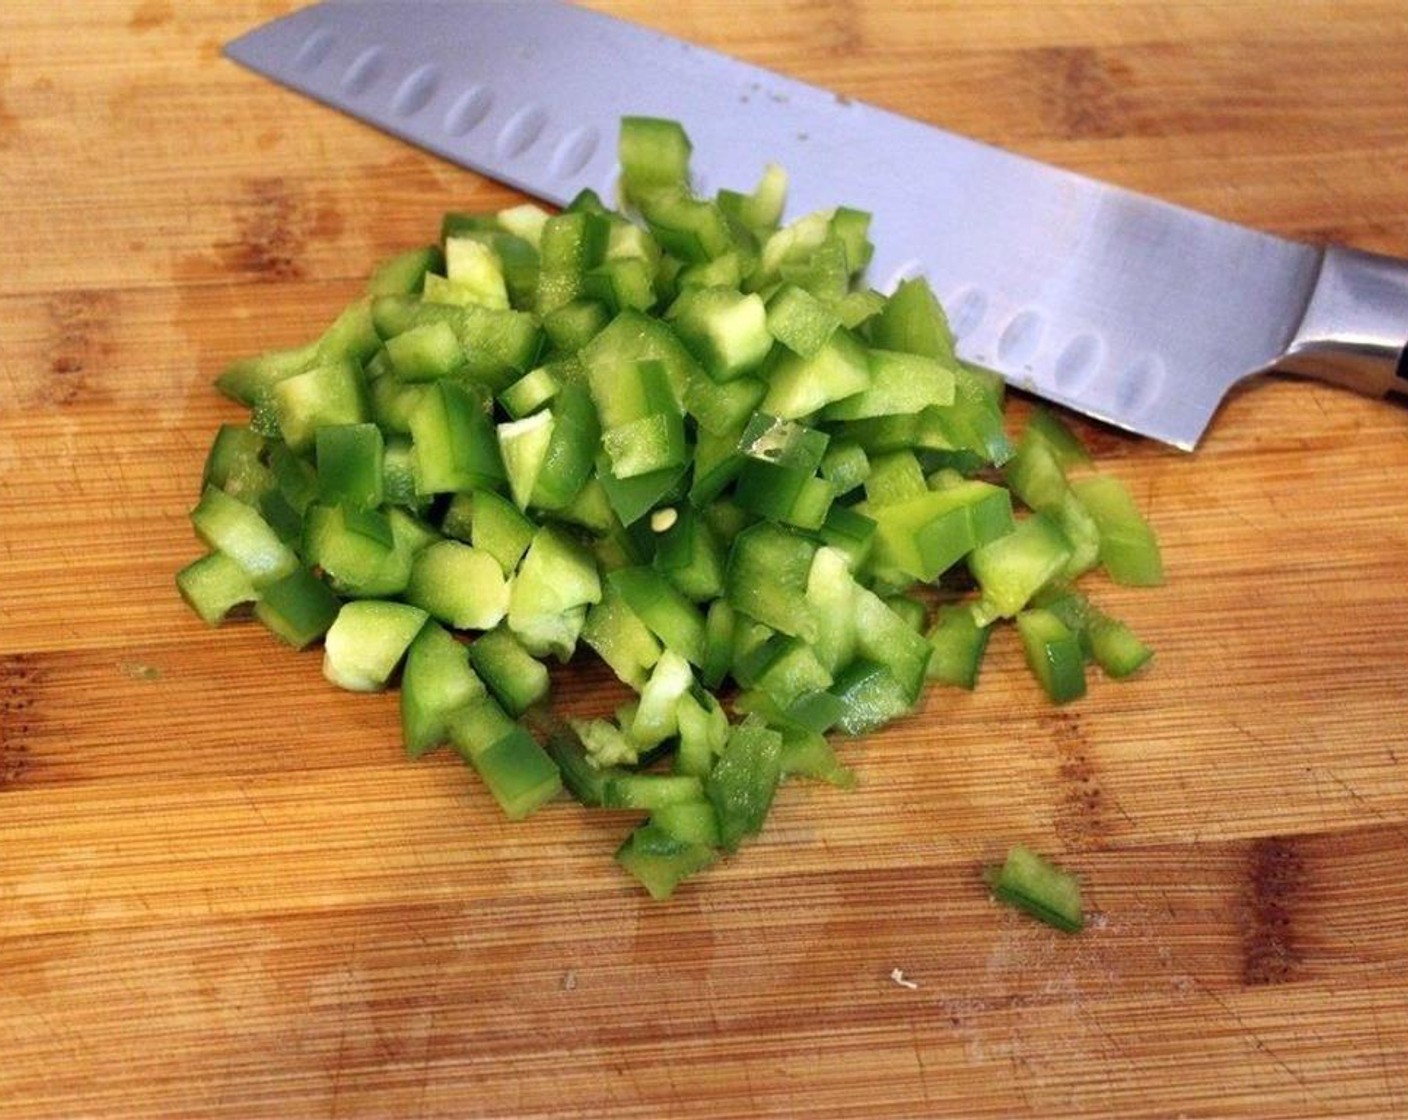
left=119, top=661, right=163, bottom=682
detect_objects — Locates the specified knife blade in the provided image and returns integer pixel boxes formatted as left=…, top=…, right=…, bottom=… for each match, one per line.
left=224, top=0, right=1408, bottom=448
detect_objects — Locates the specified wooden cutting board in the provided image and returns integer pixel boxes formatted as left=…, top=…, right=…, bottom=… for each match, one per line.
left=3, top=3, right=1408, bottom=1116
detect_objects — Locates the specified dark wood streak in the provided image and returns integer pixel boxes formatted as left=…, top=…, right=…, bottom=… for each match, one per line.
left=45, top=289, right=117, bottom=405
left=0, top=653, right=41, bottom=789
left=0, top=62, right=18, bottom=151
left=1045, top=709, right=1108, bottom=850
left=128, top=0, right=174, bottom=32
left=215, top=177, right=344, bottom=283
left=1241, top=836, right=1303, bottom=986
left=1032, top=45, right=1134, bottom=141
left=819, top=0, right=865, bottom=58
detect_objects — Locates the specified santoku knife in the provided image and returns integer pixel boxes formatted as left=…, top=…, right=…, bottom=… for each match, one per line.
left=225, top=0, right=1408, bottom=448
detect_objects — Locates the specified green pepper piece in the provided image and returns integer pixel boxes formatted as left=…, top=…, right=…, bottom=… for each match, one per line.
left=650, top=799, right=723, bottom=848
left=724, top=522, right=819, bottom=642
left=270, top=358, right=368, bottom=454
left=968, top=512, right=1073, bottom=622
left=254, top=566, right=342, bottom=650
left=984, top=844, right=1085, bottom=934
left=409, top=380, right=507, bottom=496
left=607, top=566, right=706, bottom=667
left=385, top=319, right=468, bottom=381
left=925, top=603, right=990, bottom=690
left=765, top=282, right=840, bottom=359
left=316, top=423, right=385, bottom=510
left=706, top=717, right=784, bottom=851
left=1016, top=608, right=1087, bottom=704
left=865, top=479, right=1014, bottom=583
left=667, top=286, right=772, bottom=381
left=529, top=380, right=600, bottom=512
left=1071, top=474, right=1164, bottom=587
left=176, top=550, right=258, bottom=626
left=189, top=485, right=299, bottom=589
left=469, top=726, right=563, bottom=821
left=401, top=622, right=487, bottom=759
left=828, top=659, right=912, bottom=737
left=870, top=276, right=956, bottom=364
left=603, top=773, right=706, bottom=811
left=618, top=116, right=693, bottom=205
left=536, top=210, right=611, bottom=315
left=615, top=822, right=717, bottom=901
left=581, top=584, right=662, bottom=691
left=322, top=599, right=428, bottom=693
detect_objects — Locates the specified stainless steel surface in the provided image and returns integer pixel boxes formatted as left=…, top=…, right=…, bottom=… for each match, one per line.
left=1285, top=246, right=1408, bottom=398
left=225, top=0, right=1408, bottom=448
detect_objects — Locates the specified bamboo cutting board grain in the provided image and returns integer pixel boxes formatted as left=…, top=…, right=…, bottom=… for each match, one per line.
left=3, top=3, right=1408, bottom=1116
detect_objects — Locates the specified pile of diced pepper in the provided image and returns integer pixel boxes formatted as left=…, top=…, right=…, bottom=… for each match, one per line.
left=177, top=118, right=1161, bottom=904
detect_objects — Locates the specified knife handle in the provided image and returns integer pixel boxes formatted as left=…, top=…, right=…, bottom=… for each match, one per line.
left=1282, top=245, right=1408, bottom=399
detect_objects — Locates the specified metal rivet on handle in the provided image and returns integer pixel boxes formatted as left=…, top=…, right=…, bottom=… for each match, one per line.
left=341, top=46, right=387, bottom=96
left=392, top=65, right=440, bottom=118
left=294, top=28, right=335, bottom=72
left=445, top=85, right=494, bottom=137
left=496, top=104, right=548, bottom=159
left=550, top=125, right=601, bottom=180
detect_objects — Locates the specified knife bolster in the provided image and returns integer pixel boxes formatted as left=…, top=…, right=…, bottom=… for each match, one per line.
left=1282, top=245, right=1408, bottom=399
